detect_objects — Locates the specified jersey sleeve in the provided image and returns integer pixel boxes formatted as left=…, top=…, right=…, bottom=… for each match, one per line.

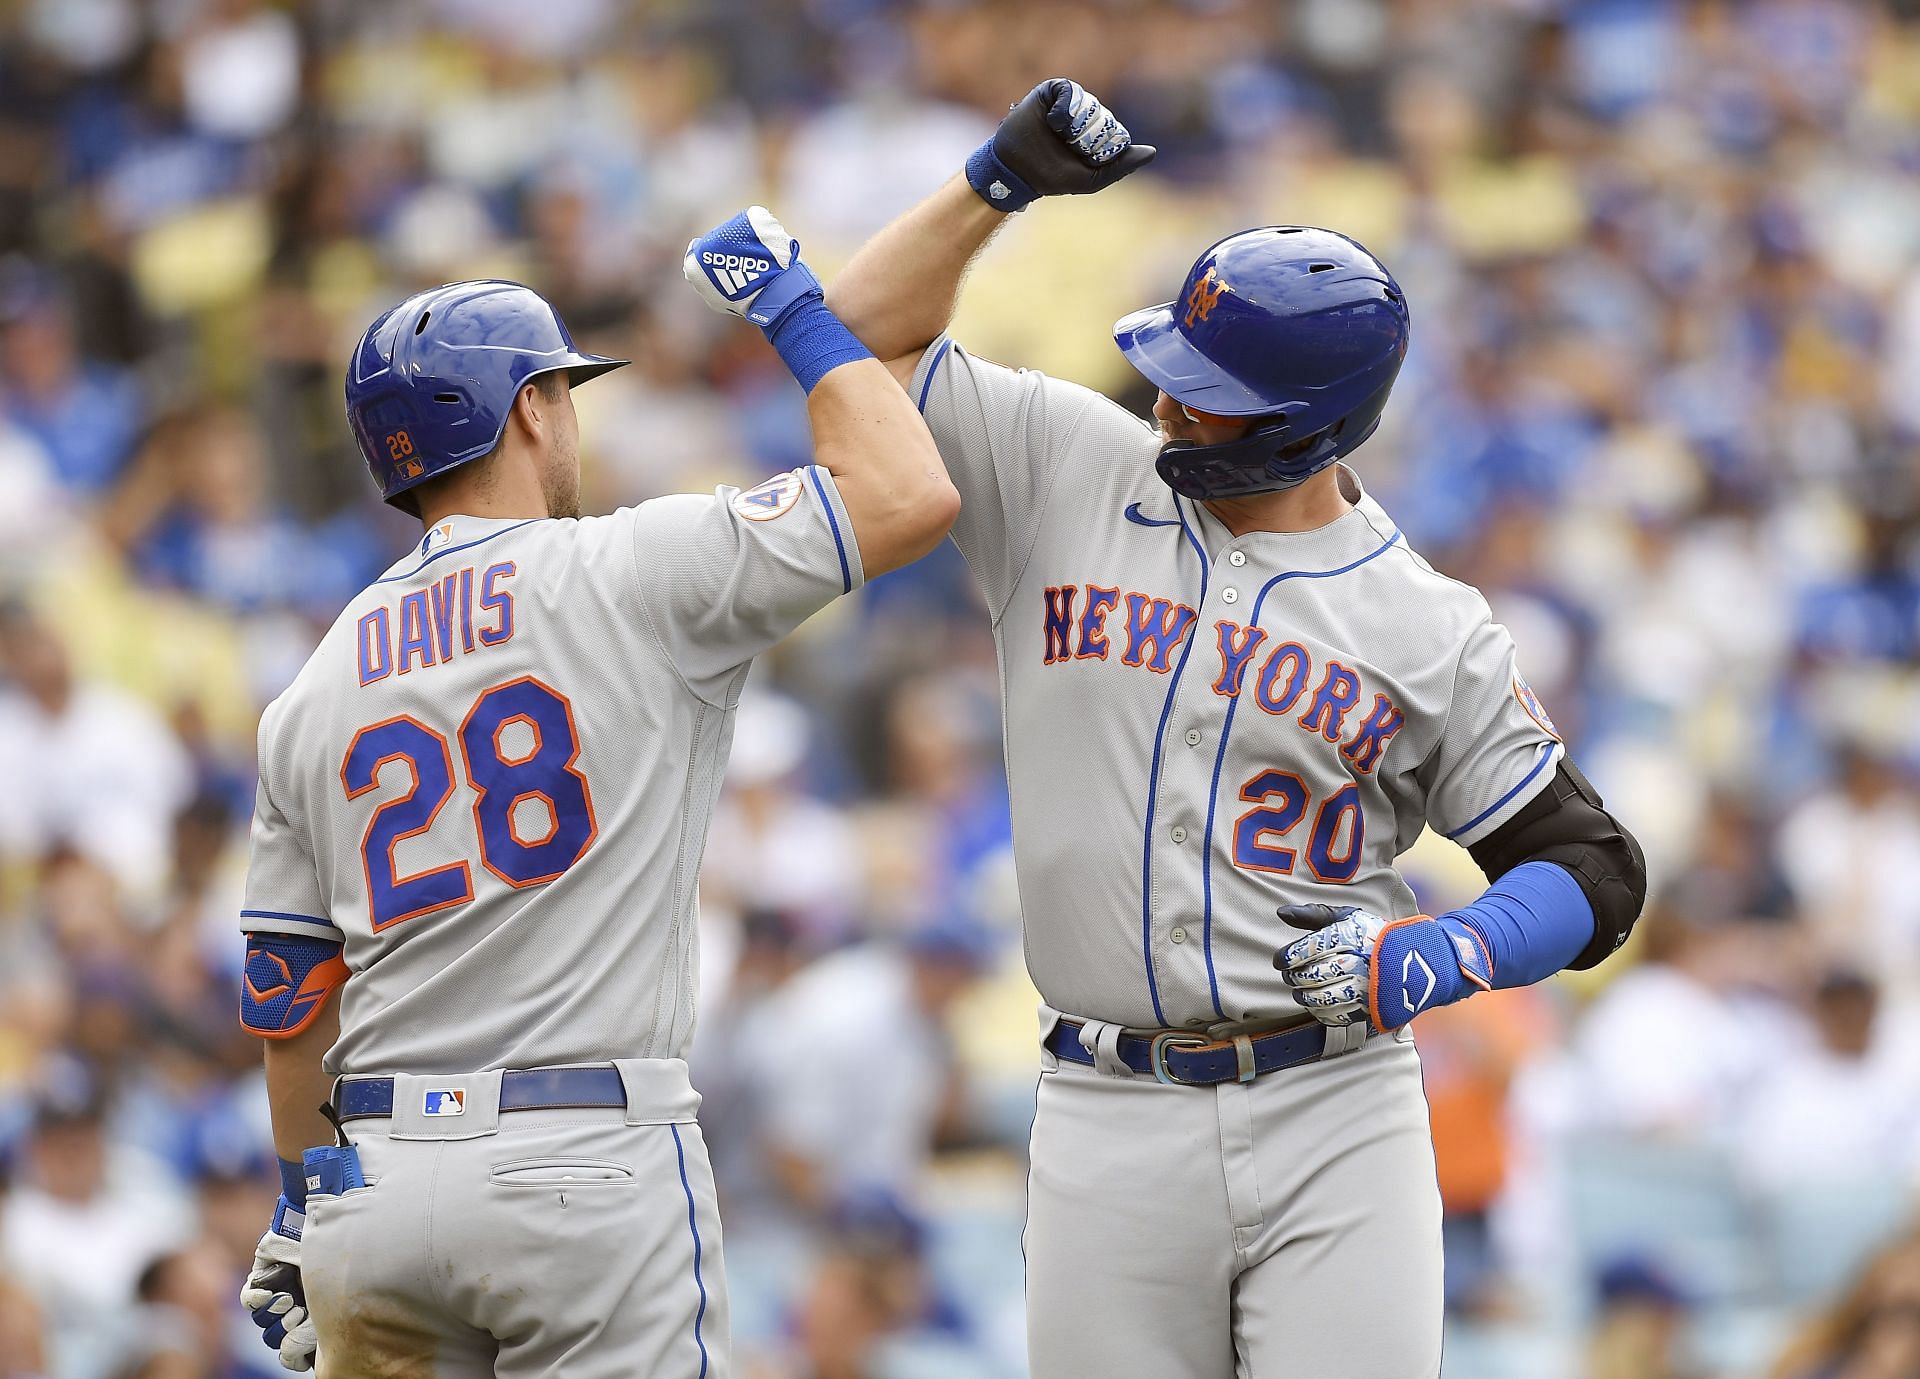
left=629, top=465, right=863, bottom=701
left=239, top=770, right=341, bottom=943
left=909, top=335, right=1100, bottom=620
left=1424, top=614, right=1565, bottom=847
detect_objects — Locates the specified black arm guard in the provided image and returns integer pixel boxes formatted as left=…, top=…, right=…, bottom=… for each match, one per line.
left=1467, top=759, right=1647, bottom=970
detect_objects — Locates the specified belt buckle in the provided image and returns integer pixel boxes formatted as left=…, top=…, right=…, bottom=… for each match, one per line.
left=1148, top=1031, right=1210, bottom=1086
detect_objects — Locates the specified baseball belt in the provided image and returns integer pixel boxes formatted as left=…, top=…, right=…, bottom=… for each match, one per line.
left=1045, top=1016, right=1371, bottom=1086
left=332, top=1065, right=628, bottom=1122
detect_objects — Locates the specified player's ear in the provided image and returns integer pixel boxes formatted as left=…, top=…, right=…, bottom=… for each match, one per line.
left=511, top=380, right=547, bottom=445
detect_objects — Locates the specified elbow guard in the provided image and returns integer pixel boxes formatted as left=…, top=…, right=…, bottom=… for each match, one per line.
left=1467, top=760, right=1647, bottom=971
left=241, top=932, right=348, bottom=1038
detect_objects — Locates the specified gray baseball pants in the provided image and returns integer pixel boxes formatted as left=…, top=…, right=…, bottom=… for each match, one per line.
left=1025, top=1015, right=1443, bottom=1378
left=299, top=1059, right=728, bottom=1379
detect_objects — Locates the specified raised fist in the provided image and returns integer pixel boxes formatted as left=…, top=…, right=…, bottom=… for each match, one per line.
left=966, top=78, right=1157, bottom=212
left=683, top=206, right=823, bottom=332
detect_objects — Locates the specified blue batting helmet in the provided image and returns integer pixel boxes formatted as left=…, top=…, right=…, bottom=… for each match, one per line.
left=1114, top=227, right=1409, bottom=500
left=345, top=280, right=627, bottom=509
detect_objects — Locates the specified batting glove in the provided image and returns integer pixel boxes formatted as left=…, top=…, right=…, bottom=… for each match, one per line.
left=967, top=78, right=1156, bottom=212
left=239, top=1197, right=317, bottom=1372
left=683, top=207, right=823, bottom=334
left=1273, top=903, right=1493, bottom=1032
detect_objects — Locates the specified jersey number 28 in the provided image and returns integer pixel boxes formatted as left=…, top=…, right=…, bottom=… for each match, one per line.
left=342, top=676, right=597, bottom=930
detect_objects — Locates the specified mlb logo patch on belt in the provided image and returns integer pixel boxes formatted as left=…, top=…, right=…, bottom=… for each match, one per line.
left=423, top=1089, right=466, bottom=1117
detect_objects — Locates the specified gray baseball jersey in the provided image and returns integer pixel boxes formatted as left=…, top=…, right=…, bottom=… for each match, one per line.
left=240, top=467, right=862, bottom=1076
left=910, top=336, right=1562, bottom=1033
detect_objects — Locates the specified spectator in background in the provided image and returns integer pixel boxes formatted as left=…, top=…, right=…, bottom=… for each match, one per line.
left=0, top=1275, right=48, bottom=1379
left=0, top=603, right=193, bottom=899
left=703, top=692, right=865, bottom=955
left=1558, top=894, right=1784, bottom=1142
left=0, top=1083, right=195, bottom=1373
left=735, top=915, right=996, bottom=1218
left=1587, top=1256, right=1702, bottom=1379
left=1416, top=986, right=1558, bottom=1316
left=1735, top=970, right=1920, bottom=1194
left=1779, top=748, right=1920, bottom=994
left=0, top=260, right=141, bottom=497
left=1773, top=1231, right=1920, bottom=1379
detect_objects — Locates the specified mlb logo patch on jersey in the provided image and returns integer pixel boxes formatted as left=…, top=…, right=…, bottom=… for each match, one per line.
left=732, top=471, right=805, bottom=523
left=423, top=1088, right=466, bottom=1117
left=1513, top=673, right=1559, bottom=739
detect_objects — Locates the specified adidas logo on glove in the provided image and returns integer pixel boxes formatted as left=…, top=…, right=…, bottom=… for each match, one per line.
left=702, top=251, right=773, bottom=295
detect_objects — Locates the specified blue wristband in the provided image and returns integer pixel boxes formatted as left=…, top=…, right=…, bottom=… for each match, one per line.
left=765, top=297, right=874, bottom=394
left=278, top=1155, right=308, bottom=1208
left=1443, top=860, right=1595, bottom=991
left=965, top=141, right=1040, bottom=212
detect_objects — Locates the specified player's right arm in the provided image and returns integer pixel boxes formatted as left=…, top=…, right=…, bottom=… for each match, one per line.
left=685, top=206, right=956, bottom=580
left=235, top=714, right=344, bottom=1373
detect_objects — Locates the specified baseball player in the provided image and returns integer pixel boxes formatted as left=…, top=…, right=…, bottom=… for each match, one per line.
left=235, top=209, right=957, bottom=1376
left=827, top=80, right=1648, bottom=1376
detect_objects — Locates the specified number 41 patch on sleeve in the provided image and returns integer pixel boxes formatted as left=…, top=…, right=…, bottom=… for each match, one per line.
left=732, top=471, right=805, bottom=522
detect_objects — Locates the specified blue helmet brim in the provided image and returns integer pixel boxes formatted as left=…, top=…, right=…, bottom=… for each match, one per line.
left=527, top=351, right=629, bottom=387
left=1113, top=304, right=1276, bottom=417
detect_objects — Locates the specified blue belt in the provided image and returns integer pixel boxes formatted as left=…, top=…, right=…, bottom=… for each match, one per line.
left=333, top=1066, right=628, bottom=1122
left=1045, top=1017, right=1352, bottom=1086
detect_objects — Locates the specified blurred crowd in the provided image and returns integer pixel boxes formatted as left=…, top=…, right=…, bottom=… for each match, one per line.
left=1, top=0, right=1919, bottom=1375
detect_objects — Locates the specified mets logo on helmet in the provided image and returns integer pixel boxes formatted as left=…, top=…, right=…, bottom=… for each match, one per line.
left=1184, top=269, right=1228, bottom=328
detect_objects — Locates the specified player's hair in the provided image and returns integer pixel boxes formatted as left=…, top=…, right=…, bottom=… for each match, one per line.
left=399, top=372, right=567, bottom=518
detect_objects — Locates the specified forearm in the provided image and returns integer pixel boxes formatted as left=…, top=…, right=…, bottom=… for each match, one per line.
left=262, top=991, right=340, bottom=1166
left=803, top=353, right=958, bottom=575
left=826, top=174, right=1007, bottom=362
left=1440, top=861, right=1595, bottom=991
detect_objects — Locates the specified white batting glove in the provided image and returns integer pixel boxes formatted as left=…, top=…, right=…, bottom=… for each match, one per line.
left=241, top=1217, right=317, bottom=1372
left=682, top=206, right=823, bottom=332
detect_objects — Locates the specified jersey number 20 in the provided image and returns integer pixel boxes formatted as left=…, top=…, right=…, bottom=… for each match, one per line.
left=342, top=676, right=597, bottom=930
left=1232, top=770, right=1363, bottom=883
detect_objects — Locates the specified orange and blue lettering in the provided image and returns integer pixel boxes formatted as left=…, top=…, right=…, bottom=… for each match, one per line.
left=1121, top=594, right=1197, bottom=673
left=1298, top=660, right=1362, bottom=741
left=1342, top=693, right=1405, bottom=773
left=1076, top=585, right=1122, bottom=660
left=479, top=562, right=516, bottom=647
left=1212, top=621, right=1268, bottom=697
left=458, top=568, right=477, bottom=654
left=428, top=573, right=459, bottom=662
left=1043, top=585, right=1078, bottom=664
left=358, top=608, right=391, bottom=686
left=1253, top=642, right=1311, bottom=715
left=397, top=591, right=435, bottom=674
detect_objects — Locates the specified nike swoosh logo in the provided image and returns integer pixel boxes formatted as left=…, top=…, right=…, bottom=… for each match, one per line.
left=1124, top=502, right=1182, bottom=529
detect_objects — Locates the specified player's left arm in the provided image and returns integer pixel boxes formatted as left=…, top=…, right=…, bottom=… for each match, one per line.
left=1276, top=760, right=1646, bottom=1030
left=1276, top=614, right=1646, bottom=1031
